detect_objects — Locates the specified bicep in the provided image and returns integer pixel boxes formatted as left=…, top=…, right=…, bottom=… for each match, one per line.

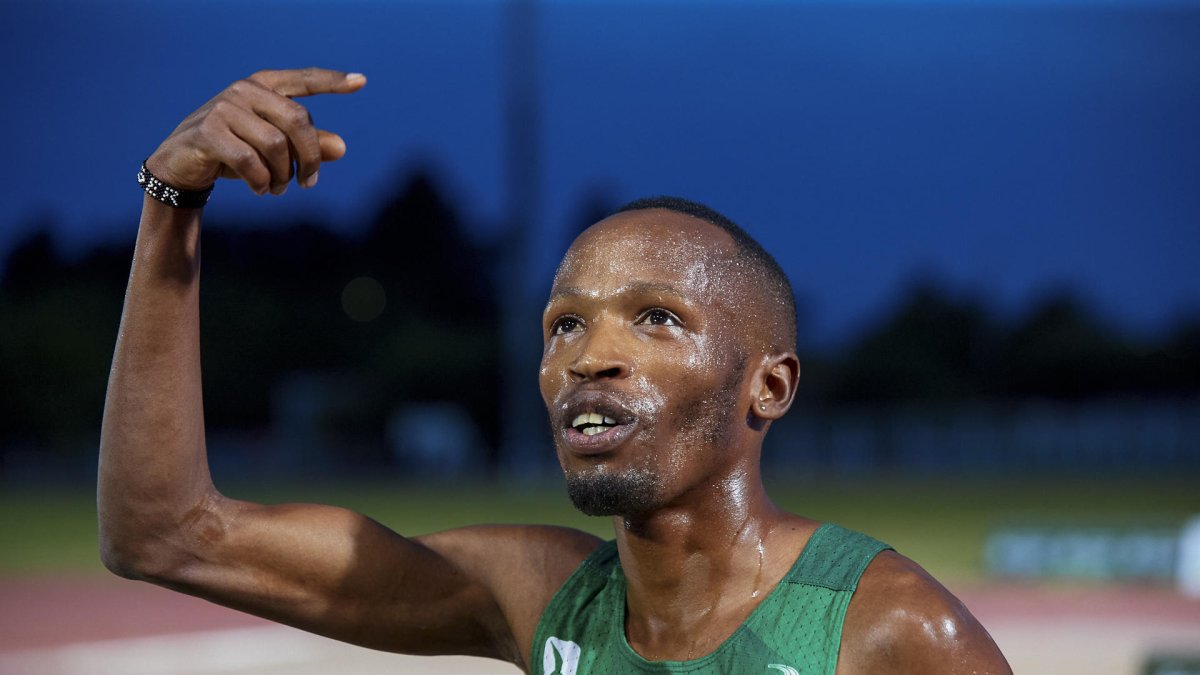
left=157, top=496, right=511, bottom=658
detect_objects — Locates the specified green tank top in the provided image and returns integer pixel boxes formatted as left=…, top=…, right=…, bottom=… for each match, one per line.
left=532, top=523, right=890, bottom=675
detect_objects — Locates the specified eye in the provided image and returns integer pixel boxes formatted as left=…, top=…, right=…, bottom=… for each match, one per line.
left=551, top=315, right=584, bottom=335
left=636, top=308, right=681, bottom=327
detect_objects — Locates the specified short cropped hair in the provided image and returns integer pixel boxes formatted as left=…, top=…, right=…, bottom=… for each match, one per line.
left=615, top=196, right=798, bottom=352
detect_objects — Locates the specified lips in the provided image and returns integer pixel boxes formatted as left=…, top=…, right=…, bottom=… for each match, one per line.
left=556, top=390, right=639, bottom=455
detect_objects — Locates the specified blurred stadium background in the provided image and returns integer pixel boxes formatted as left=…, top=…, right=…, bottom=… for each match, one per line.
left=1, top=0, right=1198, bottom=673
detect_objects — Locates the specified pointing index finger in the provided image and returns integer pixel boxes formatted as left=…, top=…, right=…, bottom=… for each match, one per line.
left=248, top=67, right=366, bottom=98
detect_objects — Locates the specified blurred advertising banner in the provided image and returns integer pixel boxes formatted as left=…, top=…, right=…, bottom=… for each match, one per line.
left=984, top=520, right=1200, bottom=589
left=1143, top=655, right=1200, bottom=675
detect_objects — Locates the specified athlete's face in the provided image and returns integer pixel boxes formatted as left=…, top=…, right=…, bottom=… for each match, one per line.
left=539, top=209, right=757, bottom=517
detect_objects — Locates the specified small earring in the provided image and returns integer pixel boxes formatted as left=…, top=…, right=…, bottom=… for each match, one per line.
left=758, top=402, right=766, bottom=411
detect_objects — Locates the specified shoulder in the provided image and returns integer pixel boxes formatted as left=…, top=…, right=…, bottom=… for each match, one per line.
left=415, top=524, right=604, bottom=667
left=837, top=551, right=1012, bottom=675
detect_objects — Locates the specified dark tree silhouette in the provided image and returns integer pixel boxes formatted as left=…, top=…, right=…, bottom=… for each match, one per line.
left=830, top=283, right=996, bottom=403
left=999, top=295, right=1137, bottom=399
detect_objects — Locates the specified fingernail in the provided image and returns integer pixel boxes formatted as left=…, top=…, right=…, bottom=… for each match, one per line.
left=271, top=183, right=287, bottom=196
left=302, top=170, right=319, bottom=189
left=346, top=72, right=365, bottom=83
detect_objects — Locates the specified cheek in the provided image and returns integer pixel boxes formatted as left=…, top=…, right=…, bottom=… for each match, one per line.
left=677, top=331, right=739, bottom=377
left=538, top=343, right=563, bottom=403
left=625, top=374, right=668, bottom=424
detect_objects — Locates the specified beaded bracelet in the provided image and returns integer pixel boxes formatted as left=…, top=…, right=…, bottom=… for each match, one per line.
left=137, top=161, right=214, bottom=209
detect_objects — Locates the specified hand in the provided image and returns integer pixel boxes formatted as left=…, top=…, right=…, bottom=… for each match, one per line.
left=146, top=68, right=366, bottom=196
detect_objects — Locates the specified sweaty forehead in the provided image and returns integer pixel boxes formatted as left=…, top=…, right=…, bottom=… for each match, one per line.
left=552, top=209, right=741, bottom=301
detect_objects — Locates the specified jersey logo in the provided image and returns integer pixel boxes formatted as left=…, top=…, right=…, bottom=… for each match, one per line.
left=543, top=636, right=581, bottom=675
left=768, top=664, right=800, bottom=675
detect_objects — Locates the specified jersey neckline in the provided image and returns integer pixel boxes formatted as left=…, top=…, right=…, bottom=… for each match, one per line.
left=610, top=521, right=837, bottom=671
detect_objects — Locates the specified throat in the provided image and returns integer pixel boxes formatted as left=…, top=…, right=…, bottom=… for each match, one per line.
left=624, top=587, right=764, bottom=662
left=616, top=512, right=819, bottom=662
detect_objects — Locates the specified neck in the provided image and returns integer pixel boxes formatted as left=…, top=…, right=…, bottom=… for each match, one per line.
left=615, top=466, right=772, bottom=549
left=611, top=466, right=810, bottom=661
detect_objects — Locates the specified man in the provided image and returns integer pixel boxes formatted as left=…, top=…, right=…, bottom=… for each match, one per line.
left=99, top=68, right=1011, bottom=673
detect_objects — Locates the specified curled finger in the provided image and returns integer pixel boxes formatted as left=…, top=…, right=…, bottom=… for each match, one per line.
left=209, top=134, right=272, bottom=195
left=246, top=93, right=322, bottom=188
left=221, top=103, right=297, bottom=194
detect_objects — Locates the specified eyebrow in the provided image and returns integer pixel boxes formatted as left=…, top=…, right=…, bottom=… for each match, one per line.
left=547, top=281, right=690, bottom=305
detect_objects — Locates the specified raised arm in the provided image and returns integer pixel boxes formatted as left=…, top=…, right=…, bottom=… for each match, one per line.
left=97, top=68, right=599, bottom=669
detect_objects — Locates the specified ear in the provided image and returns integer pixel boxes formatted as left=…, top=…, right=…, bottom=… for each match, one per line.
left=751, top=352, right=800, bottom=421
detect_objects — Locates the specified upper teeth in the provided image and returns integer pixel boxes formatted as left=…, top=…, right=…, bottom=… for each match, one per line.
left=572, top=412, right=617, bottom=431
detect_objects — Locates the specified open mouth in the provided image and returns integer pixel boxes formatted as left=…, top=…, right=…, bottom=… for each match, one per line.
left=570, top=412, right=619, bottom=436
left=558, top=392, right=639, bottom=453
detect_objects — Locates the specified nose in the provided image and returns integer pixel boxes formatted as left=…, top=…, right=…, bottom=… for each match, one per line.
left=568, top=324, right=631, bottom=382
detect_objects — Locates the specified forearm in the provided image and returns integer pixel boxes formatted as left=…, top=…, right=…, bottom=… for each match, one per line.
left=98, top=195, right=215, bottom=577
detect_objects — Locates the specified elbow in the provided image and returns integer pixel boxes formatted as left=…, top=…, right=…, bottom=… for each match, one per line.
left=97, top=498, right=152, bottom=579
left=97, top=515, right=193, bottom=583
left=98, top=523, right=165, bottom=581
left=97, top=492, right=226, bottom=583
left=98, top=530, right=198, bottom=584
left=98, top=536, right=143, bottom=580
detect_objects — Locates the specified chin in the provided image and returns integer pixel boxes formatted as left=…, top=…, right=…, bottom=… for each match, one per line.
left=564, top=466, right=663, bottom=517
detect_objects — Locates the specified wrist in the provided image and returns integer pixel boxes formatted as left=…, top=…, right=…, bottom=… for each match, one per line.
left=138, top=194, right=203, bottom=280
left=138, top=160, right=214, bottom=209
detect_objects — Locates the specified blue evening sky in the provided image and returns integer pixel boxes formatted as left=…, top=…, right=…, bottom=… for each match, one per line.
left=2, top=0, right=1197, bottom=347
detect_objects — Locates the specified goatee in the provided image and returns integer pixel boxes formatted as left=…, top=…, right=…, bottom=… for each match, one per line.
left=565, top=468, right=661, bottom=517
